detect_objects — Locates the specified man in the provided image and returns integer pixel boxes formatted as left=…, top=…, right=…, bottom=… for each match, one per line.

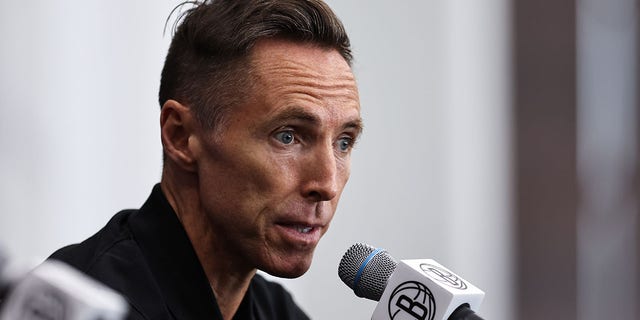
left=49, top=0, right=361, bottom=319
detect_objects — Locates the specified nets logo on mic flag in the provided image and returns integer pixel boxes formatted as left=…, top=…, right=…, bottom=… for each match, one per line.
left=387, top=281, right=436, bottom=320
left=419, top=264, right=467, bottom=290
left=372, top=259, right=484, bottom=320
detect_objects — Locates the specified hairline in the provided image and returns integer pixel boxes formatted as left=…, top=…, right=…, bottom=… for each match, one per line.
left=203, top=37, right=354, bottom=136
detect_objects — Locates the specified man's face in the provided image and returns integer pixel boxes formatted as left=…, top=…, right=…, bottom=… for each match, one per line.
left=193, top=39, right=361, bottom=278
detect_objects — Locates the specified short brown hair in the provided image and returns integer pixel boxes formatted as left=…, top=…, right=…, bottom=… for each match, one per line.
left=158, top=0, right=352, bottom=130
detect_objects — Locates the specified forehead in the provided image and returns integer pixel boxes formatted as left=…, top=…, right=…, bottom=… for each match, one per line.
left=246, top=39, right=360, bottom=116
left=250, top=39, right=352, bottom=72
left=250, top=39, right=359, bottom=100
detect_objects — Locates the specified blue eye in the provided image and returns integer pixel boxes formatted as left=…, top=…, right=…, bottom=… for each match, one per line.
left=275, top=131, right=295, bottom=145
left=337, top=138, right=353, bottom=152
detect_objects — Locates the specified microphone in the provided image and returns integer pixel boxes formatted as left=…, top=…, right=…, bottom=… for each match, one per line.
left=0, top=247, right=128, bottom=320
left=338, top=243, right=485, bottom=320
left=0, top=246, right=9, bottom=300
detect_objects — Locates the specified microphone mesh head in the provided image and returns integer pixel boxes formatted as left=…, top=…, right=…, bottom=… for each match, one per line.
left=338, top=243, right=397, bottom=301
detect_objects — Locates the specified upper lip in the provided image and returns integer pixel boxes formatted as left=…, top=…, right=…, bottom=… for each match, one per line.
left=276, top=220, right=324, bottom=228
left=275, top=213, right=326, bottom=228
left=275, top=204, right=329, bottom=228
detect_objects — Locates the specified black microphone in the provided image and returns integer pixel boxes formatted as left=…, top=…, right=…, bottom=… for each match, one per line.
left=0, top=246, right=9, bottom=300
left=338, top=243, right=485, bottom=320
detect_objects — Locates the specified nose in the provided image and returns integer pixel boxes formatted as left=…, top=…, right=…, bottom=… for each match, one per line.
left=301, top=143, right=341, bottom=202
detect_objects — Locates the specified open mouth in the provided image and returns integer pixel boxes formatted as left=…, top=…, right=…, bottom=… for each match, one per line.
left=275, top=223, right=321, bottom=245
left=295, top=226, right=313, bottom=234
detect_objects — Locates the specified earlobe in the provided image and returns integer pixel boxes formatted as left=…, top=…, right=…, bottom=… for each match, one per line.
left=160, top=99, right=199, bottom=172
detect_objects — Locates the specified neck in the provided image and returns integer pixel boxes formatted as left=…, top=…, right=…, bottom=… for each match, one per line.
left=160, top=168, right=256, bottom=320
left=210, top=269, right=256, bottom=320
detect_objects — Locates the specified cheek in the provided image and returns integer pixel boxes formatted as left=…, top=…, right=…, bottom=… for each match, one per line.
left=243, top=153, right=298, bottom=196
left=206, top=150, right=298, bottom=212
left=340, top=160, right=351, bottom=183
left=336, top=158, right=352, bottom=190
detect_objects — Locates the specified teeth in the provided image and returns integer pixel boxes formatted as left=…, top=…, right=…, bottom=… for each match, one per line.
left=296, top=226, right=312, bottom=233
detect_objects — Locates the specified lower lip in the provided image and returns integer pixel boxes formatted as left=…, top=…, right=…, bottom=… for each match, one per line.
left=275, top=224, right=322, bottom=247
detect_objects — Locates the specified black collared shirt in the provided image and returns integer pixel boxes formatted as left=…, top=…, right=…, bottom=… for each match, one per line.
left=49, top=184, right=310, bottom=320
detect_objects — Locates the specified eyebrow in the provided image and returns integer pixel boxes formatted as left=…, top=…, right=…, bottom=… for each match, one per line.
left=267, top=107, right=363, bottom=136
left=344, top=118, right=364, bottom=138
left=272, top=108, right=320, bottom=125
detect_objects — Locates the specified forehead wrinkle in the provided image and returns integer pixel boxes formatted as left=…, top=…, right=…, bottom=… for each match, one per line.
left=269, top=82, right=359, bottom=106
left=258, top=67, right=359, bottom=105
left=256, top=59, right=356, bottom=87
left=262, top=61, right=354, bottom=80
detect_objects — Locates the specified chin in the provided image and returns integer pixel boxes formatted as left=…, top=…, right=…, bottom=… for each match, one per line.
left=264, top=267, right=309, bottom=279
left=261, top=254, right=314, bottom=279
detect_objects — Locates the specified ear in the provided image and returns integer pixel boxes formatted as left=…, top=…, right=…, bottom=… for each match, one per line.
left=160, top=99, right=199, bottom=172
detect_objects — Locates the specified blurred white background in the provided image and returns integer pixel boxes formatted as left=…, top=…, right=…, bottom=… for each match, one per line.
left=4, top=1, right=634, bottom=320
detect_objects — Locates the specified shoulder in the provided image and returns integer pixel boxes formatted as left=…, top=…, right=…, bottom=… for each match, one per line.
left=48, top=209, right=169, bottom=319
left=49, top=210, right=135, bottom=271
left=250, top=274, right=310, bottom=320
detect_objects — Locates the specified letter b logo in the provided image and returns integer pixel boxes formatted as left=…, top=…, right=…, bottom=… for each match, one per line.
left=387, top=281, right=436, bottom=320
